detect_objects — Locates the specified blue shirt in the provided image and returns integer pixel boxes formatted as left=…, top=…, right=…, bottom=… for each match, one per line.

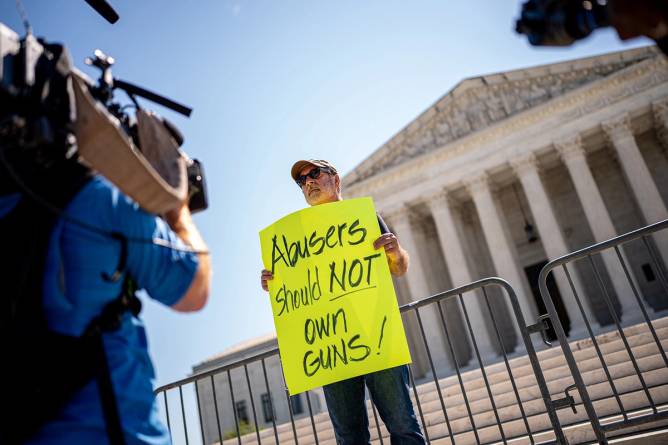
left=3, top=176, right=198, bottom=445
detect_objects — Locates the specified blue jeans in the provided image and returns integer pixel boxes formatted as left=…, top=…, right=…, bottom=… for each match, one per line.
left=323, top=365, right=425, bottom=445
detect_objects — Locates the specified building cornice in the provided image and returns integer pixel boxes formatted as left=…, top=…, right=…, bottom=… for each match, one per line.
left=346, top=54, right=668, bottom=204
left=344, top=47, right=659, bottom=187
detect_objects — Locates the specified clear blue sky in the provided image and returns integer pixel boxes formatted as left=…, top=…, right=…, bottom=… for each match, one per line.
left=1, top=1, right=650, bottom=388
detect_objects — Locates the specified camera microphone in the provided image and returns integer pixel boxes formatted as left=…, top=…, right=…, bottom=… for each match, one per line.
left=83, top=0, right=120, bottom=24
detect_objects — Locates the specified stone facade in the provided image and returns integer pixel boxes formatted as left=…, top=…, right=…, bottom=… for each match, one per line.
left=343, top=45, right=668, bottom=378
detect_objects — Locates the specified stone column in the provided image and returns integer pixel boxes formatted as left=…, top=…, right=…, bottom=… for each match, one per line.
left=652, top=98, right=668, bottom=150
left=602, top=113, right=668, bottom=269
left=556, top=136, right=646, bottom=324
left=427, top=191, right=497, bottom=361
left=466, top=173, right=536, bottom=349
left=385, top=205, right=452, bottom=374
left=511, top=153, right=595, bottom=337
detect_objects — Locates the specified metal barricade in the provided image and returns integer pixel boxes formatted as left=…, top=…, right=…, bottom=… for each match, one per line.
left=155, top=278, right=566, bottom=445
left=538, top=219, right=668, bottom=444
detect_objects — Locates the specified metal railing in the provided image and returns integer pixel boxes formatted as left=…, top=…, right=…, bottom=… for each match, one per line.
left=155, top=220, right=668, bottom=445
left=538, top=219, right=668, bottom=444
left=156, top=278, right=566, bottom=445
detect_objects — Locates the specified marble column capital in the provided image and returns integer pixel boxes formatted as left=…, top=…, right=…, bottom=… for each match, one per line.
left=555, top=135, right=586, bottom=163
left=652, top=98, right=668, bottom=126
left=602, top=113, right=633, bottom=143
left=652, top=98, right=668, bottom=148
left=464, top=172, right=491, bottom=197
left=510, top=152, right=539, bottom=178
left=381, top=204, right=412, bottom=227
left=424, top=189, right=458, bottom=212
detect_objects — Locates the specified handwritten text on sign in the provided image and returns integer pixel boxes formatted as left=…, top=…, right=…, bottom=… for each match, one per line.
left=259, top=198, right=411, bottom=394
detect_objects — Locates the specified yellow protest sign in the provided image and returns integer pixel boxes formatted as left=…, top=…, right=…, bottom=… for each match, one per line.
left=259, top=197, right=411, bottom=395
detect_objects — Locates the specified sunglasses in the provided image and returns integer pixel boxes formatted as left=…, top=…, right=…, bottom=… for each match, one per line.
left=295, top=166, right=333, bottom=187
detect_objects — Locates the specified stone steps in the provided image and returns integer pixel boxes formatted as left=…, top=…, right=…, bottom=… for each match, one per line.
left=428, top=368, right=668, bottom=445
left=417, top=317, right=668, bottom=403
left=220, top=317, right=668, bottom=445
left=419, top=336, right=668, bottom=428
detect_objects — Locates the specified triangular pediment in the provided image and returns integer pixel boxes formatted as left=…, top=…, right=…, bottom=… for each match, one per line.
left=345, top=46, right=659, bottom=186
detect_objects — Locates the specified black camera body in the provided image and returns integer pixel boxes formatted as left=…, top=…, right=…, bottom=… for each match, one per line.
left=515, top=0, right=610, bottom=47
left=0, top=23, right=79, bottom=194
left=0, top=22, right=208, bottom=213
left=187, top=158, right=208, bottom=213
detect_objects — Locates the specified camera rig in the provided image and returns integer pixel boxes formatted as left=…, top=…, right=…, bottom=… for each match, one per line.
left=515, top=0, right=610, bottom=47
left=0, top=21, right=208, bottom=213
left=515, top=0, right=668, bottom=54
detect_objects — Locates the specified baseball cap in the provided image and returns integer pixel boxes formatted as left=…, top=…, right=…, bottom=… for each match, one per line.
left=290, top=159, right=338, bottom=182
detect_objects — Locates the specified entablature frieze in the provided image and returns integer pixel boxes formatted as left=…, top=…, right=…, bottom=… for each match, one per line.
left=346, top=55, right=668, bottom=203
left=346, top=49, right=662, bottom=187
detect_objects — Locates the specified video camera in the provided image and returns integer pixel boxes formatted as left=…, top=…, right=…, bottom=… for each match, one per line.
left=0, top=21, right=208, bottom=214
left=515, top=0, right=611, bottom=47
left=515, top=0, right=668, bottom=55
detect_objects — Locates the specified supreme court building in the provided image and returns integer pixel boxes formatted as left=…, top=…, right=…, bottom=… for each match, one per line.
left=193, top=46, right=668, bottom=441
left=342, top=45, right=668, bottom=378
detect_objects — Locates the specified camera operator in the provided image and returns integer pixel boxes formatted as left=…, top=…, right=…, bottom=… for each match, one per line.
left=0, top=27, right=211, bottom=444
left=1, top=173, right=211, bottom=444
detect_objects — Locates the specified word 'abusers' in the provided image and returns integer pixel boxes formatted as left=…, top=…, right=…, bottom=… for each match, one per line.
left=270, top=219, right=367, bottom=273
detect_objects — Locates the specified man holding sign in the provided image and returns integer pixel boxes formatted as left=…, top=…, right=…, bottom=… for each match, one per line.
left=260, top=159, right=425, bottom=445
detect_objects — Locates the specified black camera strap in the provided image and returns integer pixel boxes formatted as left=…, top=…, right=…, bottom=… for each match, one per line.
left=85, top=273, right=142, bottom=445
left=96, top=340, right=126, bottom=445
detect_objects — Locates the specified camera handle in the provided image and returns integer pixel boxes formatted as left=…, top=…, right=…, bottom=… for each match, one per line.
left=83, top=0, right=119, bottom=24
left=85, top=50, right=193, bottom=117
